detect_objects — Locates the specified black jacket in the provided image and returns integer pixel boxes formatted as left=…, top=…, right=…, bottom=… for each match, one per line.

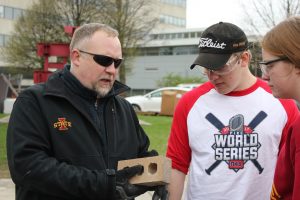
left=6, top=67, right=150, bottom=200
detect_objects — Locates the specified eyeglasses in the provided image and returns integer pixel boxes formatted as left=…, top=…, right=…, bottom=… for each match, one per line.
left=78, top=49, right=122, bottom=68
left=201, top=53, right=242, bottom=76
left=259, top=57, right=288, bottom=75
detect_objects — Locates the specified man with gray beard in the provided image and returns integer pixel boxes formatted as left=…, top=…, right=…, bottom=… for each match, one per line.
left=7, top=23, right=167, bottom=200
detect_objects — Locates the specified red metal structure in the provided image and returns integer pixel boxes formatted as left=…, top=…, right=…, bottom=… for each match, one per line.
left=33, top=26, right=77, bottom=83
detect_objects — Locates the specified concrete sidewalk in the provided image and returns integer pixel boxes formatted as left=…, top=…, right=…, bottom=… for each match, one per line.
left=0, top=115, right=10, bottom=124
left=0, top=179, right=14, bottom=200
left=0, top=178, right=153, bottom=200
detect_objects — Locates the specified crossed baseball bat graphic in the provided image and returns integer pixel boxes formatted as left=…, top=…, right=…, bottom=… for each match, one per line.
left=205, top=111, right=267, bottom=175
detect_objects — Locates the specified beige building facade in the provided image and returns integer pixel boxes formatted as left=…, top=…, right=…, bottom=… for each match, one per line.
left=152, top=0, right=186, bottom=30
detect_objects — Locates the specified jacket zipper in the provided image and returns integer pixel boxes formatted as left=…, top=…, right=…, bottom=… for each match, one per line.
left=108, top=106, right=115, bottom=169
left=94, top=99, right=98, bottom=110
left=111, top=102, right=117, bottom=153
left=96, top=98, right=111, bottom=169
left=94, top=98, right=110, bottom=169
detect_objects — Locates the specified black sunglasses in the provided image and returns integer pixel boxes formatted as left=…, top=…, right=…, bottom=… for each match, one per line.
left=259, top=57, right=288, bottom=66
left=78, top=49, right=122, bottom=68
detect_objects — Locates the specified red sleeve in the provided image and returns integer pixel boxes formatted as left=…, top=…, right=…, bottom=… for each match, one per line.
left=166, top=96, right=191, bottom=174
left=166, top=82, right=213, bottom=174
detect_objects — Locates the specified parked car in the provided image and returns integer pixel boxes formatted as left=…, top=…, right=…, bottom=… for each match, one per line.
left=177, top=83, right=201, bottom=89
left=125, top=87, right=191, bottom=113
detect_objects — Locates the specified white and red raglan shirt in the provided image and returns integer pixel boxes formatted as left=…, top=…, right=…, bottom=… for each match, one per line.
left=166, top=78, right=299, bottom=200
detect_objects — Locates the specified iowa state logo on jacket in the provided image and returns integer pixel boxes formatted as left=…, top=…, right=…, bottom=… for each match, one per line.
left=205, top=111, right=267, bottom=175
left=53, top=118, right=72, bottom=131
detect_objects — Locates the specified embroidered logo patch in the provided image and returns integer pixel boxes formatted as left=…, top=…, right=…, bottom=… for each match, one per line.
left=53, top=118, right=72, bottom=131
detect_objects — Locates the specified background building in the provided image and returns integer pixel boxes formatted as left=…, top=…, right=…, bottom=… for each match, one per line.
left=127, top=28, right=259, bottom=93
left=152, top=0, right=186, bottom=30
left=0, top=0, right=36, bottom=67
left=0, top=0, right=260, bottom=94
left=127, top=28, right=203, bottom=93
left=0, top=0, right=188, bottom=91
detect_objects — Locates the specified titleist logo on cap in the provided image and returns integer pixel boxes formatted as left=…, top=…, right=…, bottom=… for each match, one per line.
left=198, top=38, right=226, bottom=49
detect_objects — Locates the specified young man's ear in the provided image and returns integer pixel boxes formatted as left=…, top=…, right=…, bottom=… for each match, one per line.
left=240, top=51, right=250, bottom=67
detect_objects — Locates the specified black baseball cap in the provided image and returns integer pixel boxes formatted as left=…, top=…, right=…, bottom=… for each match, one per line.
left=190, top=22, right=248, bottom=70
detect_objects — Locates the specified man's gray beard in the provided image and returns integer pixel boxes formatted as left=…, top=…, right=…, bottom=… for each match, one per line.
left=94, top=85, right=112, bottom=98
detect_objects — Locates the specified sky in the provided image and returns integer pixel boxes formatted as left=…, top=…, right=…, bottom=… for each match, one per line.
left=186, top=0, right=284, bottom=35
left=186, top=0, right=246, bottom=30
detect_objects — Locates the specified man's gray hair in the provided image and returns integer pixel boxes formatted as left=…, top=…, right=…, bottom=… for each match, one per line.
left=69, top=23, right=119, bottom=51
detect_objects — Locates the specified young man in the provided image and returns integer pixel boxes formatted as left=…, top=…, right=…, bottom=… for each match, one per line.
left=166, top=22, right=299, bottom=200
left=7, top=23, right=165, bottom=200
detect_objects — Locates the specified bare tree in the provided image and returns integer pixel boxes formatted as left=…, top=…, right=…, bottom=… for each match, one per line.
left=54, top=0, right=105, bottom=26
left=242, top=0, right=300, bottom=36
left=55, top=0, right=158, bottom=83
left=99, top=0, right=158, bottom=83
left=241, top=0, right=300, bottom=77
left=3, top=0, right=158, bottom=84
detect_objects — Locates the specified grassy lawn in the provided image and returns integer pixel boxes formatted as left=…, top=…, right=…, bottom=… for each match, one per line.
left=138, top=114, right=172, bottom=155
left=0, top=114, right=172, bottom=178
left=0, top=113, right=9, bottom=178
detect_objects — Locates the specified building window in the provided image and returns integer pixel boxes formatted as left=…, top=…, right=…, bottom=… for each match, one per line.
left=13, top=8, right=23, bottom=19
left=4, top=35, right=10, bottom=46
left=171, top=33, right=176, bottom=39
left=148, top=31, right=202, bottom=42
left=159, top=14, right=186, bottom=27
left=161, top=0, right=186, bottom=7
left=4, top=6, right=13, bottom=20
left=190, top=32, right=195, bottom=38
left=0, top=5, right=25, bottom=20
left=152, top=34, right=158, bottom=40
left=173, top=46, right=189, bottom=55
left=0, top=6, right=4, bottom=18
left=0, top=35, right=4, bottom=47
left=137, top=45, right=199, bottom=57
left=176, top=33, right=183, bottom=38
left=0, top=34, right=11, bottom=47
left=159, top=47, right=172, bottom=55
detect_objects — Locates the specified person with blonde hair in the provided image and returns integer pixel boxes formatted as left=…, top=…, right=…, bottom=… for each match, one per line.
left=260, top=16, right=300, bottom=200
